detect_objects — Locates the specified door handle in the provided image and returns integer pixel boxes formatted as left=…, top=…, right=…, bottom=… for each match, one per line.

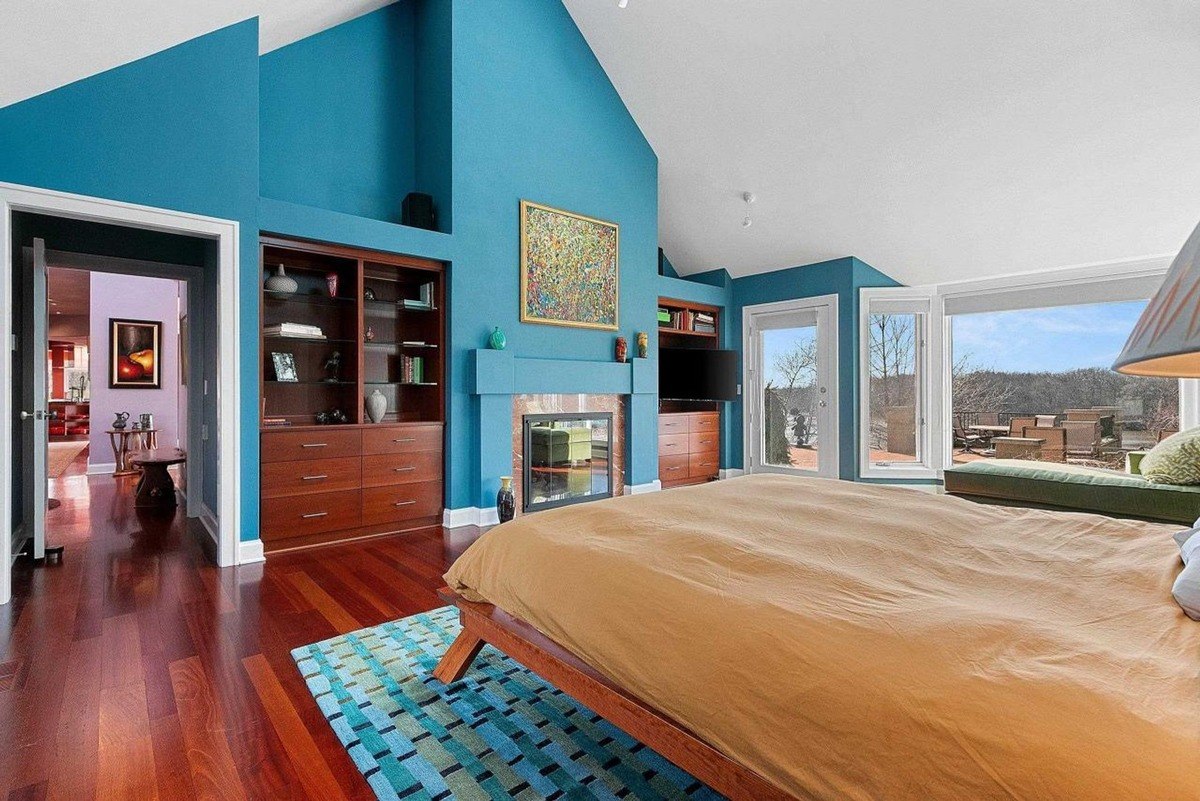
left=19, top=410, right=55, bottom=421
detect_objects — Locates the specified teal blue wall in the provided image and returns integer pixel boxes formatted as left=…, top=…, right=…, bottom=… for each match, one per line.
left=448, top=0, right=659, bottom=507
left=0, top=1, right=658, bottom=528
left=260, top=3, right=418, bottom=223
left=0, top=19, right=262, bottom=534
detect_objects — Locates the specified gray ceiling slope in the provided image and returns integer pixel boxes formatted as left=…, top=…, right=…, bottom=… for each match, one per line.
left=563, top=0, right=1200, bottom=284
left=0, top=0, right=391, bottom=108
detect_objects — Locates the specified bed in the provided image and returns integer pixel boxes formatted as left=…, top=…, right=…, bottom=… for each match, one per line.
left=438, top=474, right=1200, bottom=800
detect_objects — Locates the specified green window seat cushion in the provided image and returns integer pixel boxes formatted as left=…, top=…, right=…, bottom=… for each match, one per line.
left=943, top=459, right=1200, bottom=525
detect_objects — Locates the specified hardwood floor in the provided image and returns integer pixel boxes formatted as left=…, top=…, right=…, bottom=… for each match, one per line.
left=1, top=449, right=481, bottom=799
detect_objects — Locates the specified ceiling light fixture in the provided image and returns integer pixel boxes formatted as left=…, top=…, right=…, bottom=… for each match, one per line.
left=741, top=192, right=756, bottom=229
left=617, top=0, right=628, bottom=7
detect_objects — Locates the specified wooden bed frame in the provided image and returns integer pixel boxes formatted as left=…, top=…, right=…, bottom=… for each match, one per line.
left=433, top=588, right=792, bottom=801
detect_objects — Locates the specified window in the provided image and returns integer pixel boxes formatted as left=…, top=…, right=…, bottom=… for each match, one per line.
left=949, top=300, right=1179, bottom=471
left=859, top=290, right=940, bottom=478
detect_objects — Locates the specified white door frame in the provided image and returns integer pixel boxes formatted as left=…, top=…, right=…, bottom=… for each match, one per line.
left=1, top=182, right=244, bottom=606
left=742, top=294, right=840, bottom=478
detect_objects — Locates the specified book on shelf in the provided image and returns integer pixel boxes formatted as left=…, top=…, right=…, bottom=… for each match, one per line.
left=657, top=308, right=672, bottom=324
left=400, top=355, right=426, bottom=384
left=401, top=340, right=434, bottom=347
left=264, top=323, right=325, bottom=339
left=262, top=417, right=292, bottom=428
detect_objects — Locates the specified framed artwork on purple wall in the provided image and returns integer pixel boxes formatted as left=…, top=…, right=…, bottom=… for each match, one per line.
left=519, top=200, right=619, bottom=330
left=109, top=318, right=162, bottom=389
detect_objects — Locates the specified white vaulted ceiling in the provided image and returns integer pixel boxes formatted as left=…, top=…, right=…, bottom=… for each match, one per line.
left=563, top=0, right=1200, bottom=284
left=0, top=0, right=391, bottom=108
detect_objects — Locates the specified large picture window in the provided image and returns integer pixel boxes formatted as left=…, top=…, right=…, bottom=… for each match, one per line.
left=950, top=300, right=1179, bottom=471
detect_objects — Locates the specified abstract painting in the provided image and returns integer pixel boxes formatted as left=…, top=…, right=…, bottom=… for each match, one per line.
left=109, top=318, right=162, bottom=389
left=520, top=200, right=619, bottom=330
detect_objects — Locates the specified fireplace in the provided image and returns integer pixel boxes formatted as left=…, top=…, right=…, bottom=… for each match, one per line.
left=522, top=413, right=614, bottom=513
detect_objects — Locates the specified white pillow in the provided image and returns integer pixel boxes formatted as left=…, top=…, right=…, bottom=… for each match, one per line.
left=1175, top=562, right=1200, bottom=621
left=1176, top=528, right=1198, bottom=561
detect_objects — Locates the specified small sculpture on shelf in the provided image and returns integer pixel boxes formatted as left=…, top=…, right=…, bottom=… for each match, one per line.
left=324, top=271, right=339, bottom=299
left=315, top=408, right=349, bottom=426
left=488, top=326, right=507, bottom=350
left=636, top=331, right=649, bottom=359
left=365, top=325, right=376, bottom=343
left=615, top=336, right=628, bottom=363
left=323, top=351, right=342, bottom=383
left=364, top=287, right=377, bottom=301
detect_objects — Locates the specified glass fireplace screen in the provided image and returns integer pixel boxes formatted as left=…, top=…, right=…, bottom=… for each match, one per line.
left=522, top=413, right=614, bottom=512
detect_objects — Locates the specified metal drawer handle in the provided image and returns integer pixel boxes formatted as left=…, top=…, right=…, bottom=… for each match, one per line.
left=301, top=474, right=328, bottom=481
left=393, top=466, right=416, bottom=473
left=666, top=466, right=683, bottom=472
left=699, top=439, right=712, bottom=444
left=301, top=512, right=328, bottom=519
left=393, top=438, right=416, bottom=443
left=393, top=500, right=417, bottom=507
left=301, top=443, right=328, bottom=449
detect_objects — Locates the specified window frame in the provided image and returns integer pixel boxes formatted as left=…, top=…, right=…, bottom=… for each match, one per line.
left=858, top=287, right=942, bottom=480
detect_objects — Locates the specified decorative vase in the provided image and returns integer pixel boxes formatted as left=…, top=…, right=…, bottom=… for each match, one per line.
left=364, top=325, right=376, bottom=342
left=264, top=264, right=298, bottom=294
left=496, top=476, right=515, bottom=523
left=488, top=327, right=507, bottom=350
left=140, top=413, right=153, bottom=430
left=365, top=390, right=387, bottom=424
left=325, top=271, right=339, bottom=299
left=112, top=411, right=130, bottom=430
left=636, top=331, right=648, bottom=359
left=615, top=336, right=628, bottom=363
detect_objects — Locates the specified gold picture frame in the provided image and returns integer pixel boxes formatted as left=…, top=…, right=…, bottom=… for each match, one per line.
left=519, top=200, right=619, bottom=331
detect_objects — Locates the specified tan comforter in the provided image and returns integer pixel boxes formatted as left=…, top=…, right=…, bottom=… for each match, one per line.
left=445, top=474, right=1200, bottom=800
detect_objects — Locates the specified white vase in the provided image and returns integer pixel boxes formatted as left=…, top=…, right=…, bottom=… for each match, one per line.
left=264, top=264, right=298, bottom=294
left=365, top=390, right=387, bottom=423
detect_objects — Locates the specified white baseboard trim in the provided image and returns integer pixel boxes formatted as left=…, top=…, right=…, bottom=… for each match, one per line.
left=719, top=468, right=745, bottom=480
left=626, top=480, right=661, bottom=495
left=443, top=507, right=501, bottom=528
left=86, top=462, right=116, bottom=475
left=238, top=538, right=266, bottom=564
left=198, top=504, right=219, bottom=548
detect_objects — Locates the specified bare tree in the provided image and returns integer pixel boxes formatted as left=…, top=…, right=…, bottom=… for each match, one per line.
left=951, top=352, right=1016, bottom=420
left=772, top=340, right=817, bottom=414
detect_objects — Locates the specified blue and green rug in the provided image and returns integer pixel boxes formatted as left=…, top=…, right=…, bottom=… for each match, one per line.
left=292, top=606, right=723, bottom=800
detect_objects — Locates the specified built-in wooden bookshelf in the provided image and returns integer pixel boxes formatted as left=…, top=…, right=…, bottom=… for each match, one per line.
left=658, top=296, right=723, bottom=489
left=258, top=235, right=446, bottom=553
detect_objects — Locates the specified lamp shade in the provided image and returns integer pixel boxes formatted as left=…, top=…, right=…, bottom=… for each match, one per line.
left=1114, top=219, right=1200, bottom=377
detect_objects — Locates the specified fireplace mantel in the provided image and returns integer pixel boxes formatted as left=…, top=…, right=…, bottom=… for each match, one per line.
left=466, top=349, right=659, bottom=520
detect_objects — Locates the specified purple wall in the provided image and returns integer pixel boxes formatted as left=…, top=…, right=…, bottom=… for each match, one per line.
left=88, top=272, right=183, bottom=467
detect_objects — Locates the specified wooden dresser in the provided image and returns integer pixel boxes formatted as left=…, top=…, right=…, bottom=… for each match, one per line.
left=261, top=423, right=442, bottom=551
left=659, top=411, right=720, bottom=488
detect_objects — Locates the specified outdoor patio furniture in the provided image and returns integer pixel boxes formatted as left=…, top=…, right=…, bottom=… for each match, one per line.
left=1065, top=409, right=1117, bottom=439
left=1008, top=416, right=1037, bottom=436
left=1022, top=426, right=1067, bottom=462
left=1063, top=420, right=1102, bottom=457
left=954, top=417, right=986, bottom=453
left=976, top=412, right=1001, bottom=426
left=1034, top=414, right=1059, bottom=428
left=967, top=424, right=1008, bottom=451
left=1157, top=428, right=1179, bottom=443
left=994, top=436, right=1044, bottom=460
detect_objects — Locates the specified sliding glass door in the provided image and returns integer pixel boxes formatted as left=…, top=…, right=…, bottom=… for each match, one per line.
left=744, top=295, right=839, bottom=478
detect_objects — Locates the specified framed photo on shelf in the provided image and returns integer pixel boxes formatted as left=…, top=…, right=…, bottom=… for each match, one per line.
left=520, top=200, right=619, bottom=330
left=270, top=352, right=299, bottom=383
left=108, top=318, right=162, bottom=389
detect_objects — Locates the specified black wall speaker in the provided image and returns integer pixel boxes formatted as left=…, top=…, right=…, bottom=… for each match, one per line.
left=402, top=192, right=437, bottom=231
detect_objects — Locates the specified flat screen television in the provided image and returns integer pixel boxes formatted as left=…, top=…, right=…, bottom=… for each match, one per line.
left=660, top=348, right=738, bottom=401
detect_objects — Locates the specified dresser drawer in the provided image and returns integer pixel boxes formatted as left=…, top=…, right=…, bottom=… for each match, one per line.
left=688, top=452, right=720, bottom=479
left=362, top=424, right=442, bottom=456
left=658, top=432, right=689, bottom=456
left=361, top=481, right=442, bottom=527
left=261, top=457, right=361, bottom=499
left=658, top=414, right=689, bottom=436
left=262, top=429, right=361, bottom=463
left=689, top=413, right=720, bottom=434
left=362, top=451, right=442, bottom=487
left=659, top=454, right=690, bottom=481
left=262, top=491, right=360, bottom=542
left=688, top=430, right=720, bottom=454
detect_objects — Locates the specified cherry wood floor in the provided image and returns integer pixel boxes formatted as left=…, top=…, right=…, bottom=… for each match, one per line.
left=1, top=448, right=482, bottom=800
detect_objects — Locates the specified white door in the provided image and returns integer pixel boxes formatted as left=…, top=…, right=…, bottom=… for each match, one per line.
left=744, top=295, right=840, bottom=478
left=18, top=239, right=51, bottom=559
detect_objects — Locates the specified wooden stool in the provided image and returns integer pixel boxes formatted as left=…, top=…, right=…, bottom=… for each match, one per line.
left=131, top=449, right=186, bottom=509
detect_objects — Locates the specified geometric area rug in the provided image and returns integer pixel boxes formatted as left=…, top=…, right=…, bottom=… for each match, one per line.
left=292, top=606, right=725, bottom=800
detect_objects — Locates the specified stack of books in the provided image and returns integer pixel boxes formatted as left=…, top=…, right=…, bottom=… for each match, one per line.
left=264, top=323, right=325, bottom=340
left=402, top=281, right=437, bottom=310
left=692, top=311, right=716, bottom=334
left=262, top=416, right=292, bottom=428
left=400, top=355, right=427, bottom=384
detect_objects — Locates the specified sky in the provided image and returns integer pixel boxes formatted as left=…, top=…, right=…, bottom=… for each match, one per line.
left=952, top=300, right=1147, bottom=373
left=762, top=326, right=818, bottom=385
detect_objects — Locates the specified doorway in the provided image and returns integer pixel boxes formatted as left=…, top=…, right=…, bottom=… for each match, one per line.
left=743, top=295, right=840, bottom=478
left=1, top=183, right=244, bottom=607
